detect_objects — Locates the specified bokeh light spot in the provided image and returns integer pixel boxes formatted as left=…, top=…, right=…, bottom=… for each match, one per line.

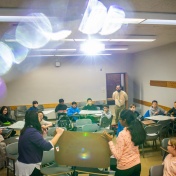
left=0, top=78, right=7, bottom=103
left=16, top=13, right=52, bottom=49
left=0, top=42, right=14, bottom=76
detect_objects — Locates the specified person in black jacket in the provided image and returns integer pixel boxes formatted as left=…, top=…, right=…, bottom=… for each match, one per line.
left=167, top=101, right=176, bottom=117
left=55, top=99, right=67, bottom=113
left=0, top=106, right=16, bottom=124
left=82, top=98, right=97, bottom=110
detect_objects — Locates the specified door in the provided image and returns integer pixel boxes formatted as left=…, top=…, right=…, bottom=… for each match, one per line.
left=106, top=73, right=127, bottom=105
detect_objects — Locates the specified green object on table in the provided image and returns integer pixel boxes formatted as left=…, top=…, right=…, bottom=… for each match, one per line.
left=3, top=121, right=11, bottom=126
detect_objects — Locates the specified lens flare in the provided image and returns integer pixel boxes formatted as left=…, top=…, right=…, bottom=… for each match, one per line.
left=49, top=30, right=72, bottom=41
left=79, top=0, right=107, bottom=34
left=16, top=13, right=52, bottom=49
left=79, top=148, right=90, bottom=160
left=0, top=42, right=14, bottom=76
left=100, top=6, right=125, bottom=35
left=0, top=78, right=7, bottom=103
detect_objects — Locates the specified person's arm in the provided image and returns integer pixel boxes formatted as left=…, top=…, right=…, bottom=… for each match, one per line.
left=50, top=128, right=64, bottom=146
left=167, top=108, right=173, bottom=116
left=67, top=108, right=73, bottom=116
left=104, top=111, right=112, bottom=119
left=41, top=119, right=53, bottom=128
left=112, top=92, right=115, bottom=100
left=124, top=92, right=128, bottom=101
left=109, top=132, right=125, bottom=160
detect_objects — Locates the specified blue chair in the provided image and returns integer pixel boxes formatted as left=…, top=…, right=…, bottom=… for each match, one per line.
left=144, top=110, right=150, bottom=118
left=117, top=121, right=124, bottom=136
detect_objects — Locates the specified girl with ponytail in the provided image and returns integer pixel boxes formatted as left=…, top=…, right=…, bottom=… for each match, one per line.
left=103, top=109, right=146, bottom=176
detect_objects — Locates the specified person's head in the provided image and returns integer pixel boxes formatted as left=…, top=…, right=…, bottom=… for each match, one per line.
left=38, top=111, right=44, bottom=122
left=119, top=109, right=146, bottom=146
left=174, top=101, right=176, bottom=108
left=72, top=101, right=77, bottom=108
left=59, top=99, right=64, bottom=104
left=21, top=111, right=42, bottom=135
left=0, top=106, right=8, bottom=116
left=167, top=137, right=176, bottom=156
left=152, top=100, right=158, bottom=108
left=129, top=104, right=136, bottom=112
left=87, top=98, right=93, bottom=106
left=32, top=100, right=38, bottom=107
left=116, top=85, right=121, bottom=92
left=103, top=105, right=109, bottom=113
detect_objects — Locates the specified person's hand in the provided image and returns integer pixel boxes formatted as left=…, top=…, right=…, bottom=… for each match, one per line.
left=56, top=127, right=64, bottom=136
left=41, top=125, right=47, bottom=130
left=74, top=112, right=78, bottom=115
left=101, top=131, right=113, bottom=142
left=164, top=111, right=167, bottom=114
left=0, top=129, right=2, bottom=134
left=154, top=111, right=158, bottom=115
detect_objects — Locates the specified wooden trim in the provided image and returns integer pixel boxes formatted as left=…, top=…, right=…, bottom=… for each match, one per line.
left=150, top=80, right=176, bottom=88
left=8, top=100, right=107, bottom=110
left=133, top=98, right=171, bottom=111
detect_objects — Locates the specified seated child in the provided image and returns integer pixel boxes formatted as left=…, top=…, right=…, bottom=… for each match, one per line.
left=100, top=105, right=112, bottom=128
left=163, top=137, right=176, bottom=176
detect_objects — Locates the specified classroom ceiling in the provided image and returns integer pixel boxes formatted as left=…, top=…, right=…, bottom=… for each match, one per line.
left=0, top=0, right=176, bottom=55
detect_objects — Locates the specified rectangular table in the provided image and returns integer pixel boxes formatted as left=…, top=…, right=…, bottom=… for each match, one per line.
left=142, top=120, right=156, bottom=125
left=43, top=109, right=55, bottom=120
left=79, top=110, right=103, bottom=116
left=8, top=121, right=25, bottom=130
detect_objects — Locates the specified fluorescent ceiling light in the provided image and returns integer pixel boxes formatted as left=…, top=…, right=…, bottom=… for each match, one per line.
left=4, top=39, right=16, bottom=42
left=110, top=39, right=155, bottom=42
left=58, top=49, right=76, bottom=51
left=28, top=55, right=55, bottom=57
left=55, top=54, right=111, bottom=56
left=142, top=19, right=176, bottom=25
left=71, top=39, right=110, bottom=42
left=122, top=18, right=145, bottom=24
left=105, top=48, right=128, bottom=50
left=33, top=49, right=56, bottom=51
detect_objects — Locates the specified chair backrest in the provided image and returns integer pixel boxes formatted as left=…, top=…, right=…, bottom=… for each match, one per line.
left=161, top=138, right=169, bottom=160
left=41, top=149, right=55, bottom=165
left=76, top=119, right=92, bottom=126
left=100, top=115, right=113, bottom=128
left=145, top=124, right=161, bottom=134
left=149, top=165, right=163, bottom=176
left=82, top=124, right=100, bottom=132
left=143, top=110, right=150, bottom=118
left=15, top=106, right=27, bottom=116
left=6, top=142, right=18, bottom=155
left=37, top=104, right=44, bottom=111
left=157, top=120, right=171, bottom=128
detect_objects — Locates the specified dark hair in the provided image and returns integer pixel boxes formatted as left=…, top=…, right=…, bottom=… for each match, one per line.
left=103, top=105, right=109, bottom=109
left=87, top=98, right=92, bottom=101
left=21, top=111, right=42, bottom=135
left=72, top=101, right=77, bottom=105
left=130, top=104, right=136, bottom=108
left=37, top=111, right=44, bottom=115
left=32, top=100, right=38, bottom=105
left=152, top=100, right=158, bottom=104
left=120, top=109, right=146, bottom=146
left=0, top=106, right=9, bottom=116
left=59, top=99, right=64, bottom=103
left=174, top=101, right=176, bottom=103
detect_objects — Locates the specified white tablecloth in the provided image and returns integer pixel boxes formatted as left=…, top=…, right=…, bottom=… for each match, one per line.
left=8, top=121, right=25, bottom=130
left=146, top=115, right=175, bottom=121
left=80, top=110, right=103, bottom=115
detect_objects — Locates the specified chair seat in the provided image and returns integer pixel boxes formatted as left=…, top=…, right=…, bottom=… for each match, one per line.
left=40, top=166, right=73, bottom=175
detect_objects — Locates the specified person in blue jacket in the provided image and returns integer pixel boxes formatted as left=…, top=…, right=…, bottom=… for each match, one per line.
left=67, top=101, right=80, bottom=121
left=15, top=111, right=64, bottom=176
left=28, top=100, right=39, bottom=112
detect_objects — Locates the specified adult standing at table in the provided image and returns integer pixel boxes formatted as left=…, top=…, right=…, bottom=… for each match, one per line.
left=149, top=100, right=167, bottom=116
left=15, top=111, right=64, bottom=176
left=112, top=85, right=128, bottom=123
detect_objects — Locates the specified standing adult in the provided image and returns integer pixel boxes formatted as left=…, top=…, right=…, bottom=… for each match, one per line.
left=15, top=111, right=64, bottom=176
left=112, top=85, right=128, bottom=123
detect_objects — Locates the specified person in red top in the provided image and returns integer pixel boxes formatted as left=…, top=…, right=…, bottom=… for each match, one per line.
left=103, top=109, right=146, bottom=176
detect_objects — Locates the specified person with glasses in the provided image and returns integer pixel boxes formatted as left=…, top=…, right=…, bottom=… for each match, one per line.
left=103, top=109, right=146, bottom=176
left=162, top=137, right=176, bottom=176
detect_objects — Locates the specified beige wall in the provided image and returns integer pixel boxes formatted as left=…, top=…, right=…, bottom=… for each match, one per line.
left=132, top=42, right=176, bottom=114
left=1, top=54, right=134, bottom=106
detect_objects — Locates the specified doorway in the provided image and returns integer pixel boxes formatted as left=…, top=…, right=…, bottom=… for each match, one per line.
left=106, top=73, right=127, bottom=105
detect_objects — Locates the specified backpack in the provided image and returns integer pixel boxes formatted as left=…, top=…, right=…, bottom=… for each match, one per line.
left=57, top=115, right=72, bottom=130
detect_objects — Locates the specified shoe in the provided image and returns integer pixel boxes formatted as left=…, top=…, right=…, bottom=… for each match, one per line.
left=3, top=129, right=13, bottom=139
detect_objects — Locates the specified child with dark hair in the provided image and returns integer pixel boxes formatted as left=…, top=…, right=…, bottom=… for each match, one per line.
left=0, top=106, right=16, bottom=124
left=82, top=98, right=97, bottom=110
left=15, top=111, right=64, bottom=176
left=167, top=101, right=176, bottom=117
left=55, top=99, right=67, bottom=113
left=67, top=102, right=80, bottom=121
left=28, top=100, right=39, bottom=112
left=103, top=109, right=146, bottom=176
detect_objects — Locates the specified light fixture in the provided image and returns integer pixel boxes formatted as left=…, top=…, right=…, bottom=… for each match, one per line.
left=110, top=39, right=155, bottom=42
left=55, top=54, right=111, bottom=56
left=105, top=48, right=128, bottom=50
left=141, top=19, right=176, bottom=25
left=80, top=40, right=105, bottom=55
